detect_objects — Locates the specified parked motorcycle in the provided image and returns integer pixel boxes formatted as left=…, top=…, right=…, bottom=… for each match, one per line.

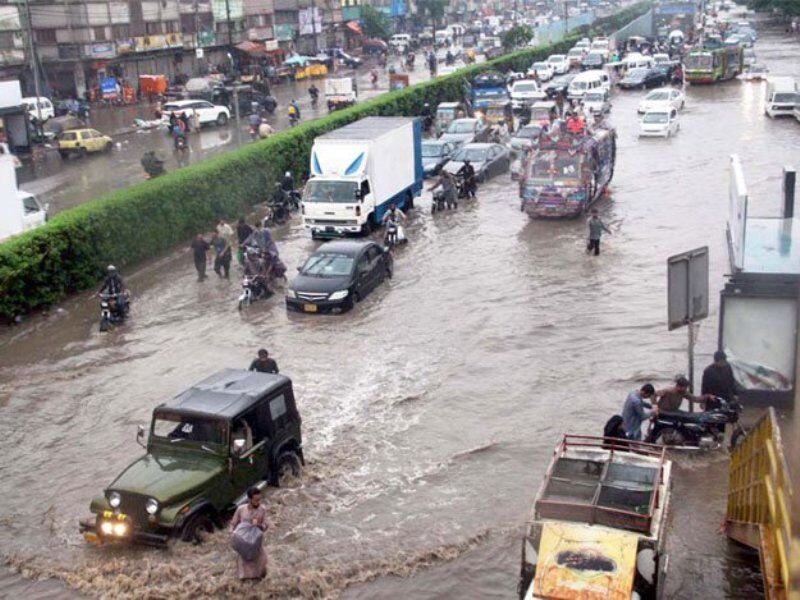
left=646, top=397, right=746, bottom=450
left=99, top=292, right=130, bottom=332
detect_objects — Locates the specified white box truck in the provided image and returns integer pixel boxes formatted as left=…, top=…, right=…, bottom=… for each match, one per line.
left=325, top=77, right=357, bottom=112
left=0, top=147, right=48, bottom=241
left=303, top=117, right=423, bottom=238
left=764, top=77, right=798, bottom=118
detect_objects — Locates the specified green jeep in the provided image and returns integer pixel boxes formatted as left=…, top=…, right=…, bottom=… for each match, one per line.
left=79, top=369, right=304, bottom=545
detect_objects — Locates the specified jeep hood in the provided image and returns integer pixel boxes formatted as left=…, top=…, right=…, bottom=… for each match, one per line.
left=109, top=451, right=225, bottom=503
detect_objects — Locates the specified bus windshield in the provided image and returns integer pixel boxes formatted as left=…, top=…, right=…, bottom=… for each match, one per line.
left=529, top=151, right=581, bottom=181
left=686, top=53, right=713, bottom=69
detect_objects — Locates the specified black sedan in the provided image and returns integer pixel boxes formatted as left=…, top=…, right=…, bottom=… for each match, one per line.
left=286, top=240, right=392, bottom=314
left=544, top=73, right=577, bottom=98
left=422, top=140, right=457, bottom=177
left=439, top=118, right=491, bottom=146
left=618, top=67, right=668, bottom=90
left=443, top=143, right=510, bottom=182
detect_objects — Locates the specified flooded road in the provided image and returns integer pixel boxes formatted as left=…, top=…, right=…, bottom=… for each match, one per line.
left=16, top=58, right=430, bottom=215
left=1, top=23, right=799, bottom=599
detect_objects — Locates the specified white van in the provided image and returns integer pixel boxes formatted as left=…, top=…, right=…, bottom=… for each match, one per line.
left=21, top=96, right=54, bottom=121
left=389, top=34, right=411, bottom=52
left=622, top=53, right=654, bottom=71
left=568, top=70, right=610, bottom=99
left=764, top=77, right=798, bottom=118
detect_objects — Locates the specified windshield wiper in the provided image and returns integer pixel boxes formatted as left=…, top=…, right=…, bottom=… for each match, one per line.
left=201, top=445, right=216, bottom=454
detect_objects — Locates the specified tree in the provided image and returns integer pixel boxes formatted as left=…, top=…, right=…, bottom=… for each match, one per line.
left=362, top=5, right=392, bottom=40
left=502, top=24, right=534, bottom=51
left=416, top=0, right=448, bottom=45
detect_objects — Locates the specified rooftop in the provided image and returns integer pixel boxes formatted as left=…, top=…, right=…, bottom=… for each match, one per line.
left=158, top=369, right=289, bottom=419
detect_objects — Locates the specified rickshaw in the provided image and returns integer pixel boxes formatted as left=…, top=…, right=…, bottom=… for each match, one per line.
left=435, top=101, right=469, bottom=136
left=479, top=100, right=513, bottom=127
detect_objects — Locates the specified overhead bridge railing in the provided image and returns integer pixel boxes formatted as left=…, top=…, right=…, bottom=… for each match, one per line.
left=726, top=408, right=793, bottom=600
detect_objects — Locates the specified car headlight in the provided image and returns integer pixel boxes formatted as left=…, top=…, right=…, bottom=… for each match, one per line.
left=328, top=290, right=349, bottom=301
left=108, top=491, right=121, bottom=508
left=286, top=289, right=296, bottom=299
left=145, top=498, right=159, bottom=515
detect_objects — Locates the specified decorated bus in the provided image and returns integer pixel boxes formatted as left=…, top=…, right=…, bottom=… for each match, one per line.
left=685, top=41, right=743, bottom=83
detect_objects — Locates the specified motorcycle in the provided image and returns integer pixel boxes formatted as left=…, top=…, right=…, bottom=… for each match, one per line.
left=646, top=397, right=746, bottom=451
left=454, top=172, right=474, bottom=199
left=174, top=134, right=188, bottom=152
left=237, top=274, right=272, bottom=310
left=431, top=185, right=457, bottom=214
left=422, top=114, right=434, bottom=134
left=99, top=292, right=130, bottom=332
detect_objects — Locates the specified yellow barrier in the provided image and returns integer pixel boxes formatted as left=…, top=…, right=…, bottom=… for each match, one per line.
left=726, top=408, right=793, bottom=599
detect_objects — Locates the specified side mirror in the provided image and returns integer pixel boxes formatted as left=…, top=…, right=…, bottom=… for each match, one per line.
left=136, top=425, right=146, bottom=448
left=233, top=438, right=246, bottom=456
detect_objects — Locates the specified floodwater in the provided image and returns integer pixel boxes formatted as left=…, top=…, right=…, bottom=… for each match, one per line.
left=1, top=23, right=799, bottom=599
left=16, top=57, right=430, bottom=215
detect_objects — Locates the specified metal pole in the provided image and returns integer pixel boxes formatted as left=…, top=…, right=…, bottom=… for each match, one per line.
left=686, top=256, right=695, bottom=393
left=226, top=0, right=233, bottom=47
left=514, top=0, right=518, bottom=26
left=563, top=1, right=568, bottom=38
left=23, top=0, right=43, bottom=123
left=688, top=322, right=695, bottom=394
left=310, top=0, right=318, bottom=54
left=233, top=84, right=241, bottom=145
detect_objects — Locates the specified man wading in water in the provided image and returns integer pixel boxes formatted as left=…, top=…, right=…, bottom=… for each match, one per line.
left=230, top=487, right=271, bottom=580
left=586, top=209, right=611, bottom=256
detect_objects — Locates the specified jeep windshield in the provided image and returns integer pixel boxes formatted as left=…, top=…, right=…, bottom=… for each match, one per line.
left=152, top=411, right=227, bottom=449
left=304, top=180, right=358, bottom=203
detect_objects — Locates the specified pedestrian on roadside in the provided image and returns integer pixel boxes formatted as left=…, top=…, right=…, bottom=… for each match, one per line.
left=249, top=348, right=279, bottom=374
left=701, top=350, right=738, bottom=406
left=236, top=217, right=253, bottom=245
left=217, top=218, right=234, bottom=243
left=211, top=231, right=232, bottom=278
left=621, top=384, right=658, bottom=441
left=230, top=486, right=270, bottom=580
left=586, top=208, right=611, bottom=256
left=190, top=233, right=210, bottom=281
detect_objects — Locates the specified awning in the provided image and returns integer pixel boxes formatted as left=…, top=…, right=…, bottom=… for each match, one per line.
left=234, top=40, right=266, bottom=56
left=346, top=21, right=362, bottom=35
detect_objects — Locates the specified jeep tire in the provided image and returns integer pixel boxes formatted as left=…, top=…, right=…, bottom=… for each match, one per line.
left=275, top=451, right=302, bottom=487
left=180, top=511, right=214, bottom=544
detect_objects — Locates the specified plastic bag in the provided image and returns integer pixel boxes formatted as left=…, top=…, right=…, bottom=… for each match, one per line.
left=231, top=522, right=263, bottom=561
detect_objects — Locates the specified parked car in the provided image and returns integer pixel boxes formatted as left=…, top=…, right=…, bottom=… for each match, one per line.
left=443, top=142, right=510, bottom=182
left=582, top=89, right=611, bottom=114
left=422, top=140, right=457, bottom=176
left=160, top=99, right=230, bottom=126
left=57, top=128, right=113, bottom=158
left=543, top=73, right=577, bottom=98
left=22, top=96, right=55, bottom=121
left=547, top=54, right=570, bottom=75
left=581, top=51, right=605, bottom=70
left=439, top=117, right=490, bottom=145
left=618, top=67, right=667, bottom=89
left=79, top=369, right=304, bottom=545
left=637, top=87, right=685, bottom=113
left=530, top=61, right=555, bottom=82
left=286, top=240, right=393, bottom=314
left=639, top=108, right=680, bottom=137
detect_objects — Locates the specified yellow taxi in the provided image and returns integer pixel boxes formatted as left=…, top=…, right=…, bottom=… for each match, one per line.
left=57, top=128, right=112, bottom=158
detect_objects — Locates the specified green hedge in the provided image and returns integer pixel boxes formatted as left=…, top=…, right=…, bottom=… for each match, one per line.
left=0, top=3, right=650, bottom=320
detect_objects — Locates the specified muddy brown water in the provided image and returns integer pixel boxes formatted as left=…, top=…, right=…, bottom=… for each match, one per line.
left=1, top=25, right=798, bottom=599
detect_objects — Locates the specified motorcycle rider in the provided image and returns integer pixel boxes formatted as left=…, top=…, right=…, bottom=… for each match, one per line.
left=248, top=111, right=261, bottom=141
left=457, top=159, right=477, bottom=198
left=258, top=118, right=274, bottom=140
left=621, top=384, right=658, bottom=441
left=280, top=171, right=300, bottom=208
left=701, top=351, right=738, bottom=408
left=268, top=182, right=291, bottom=223
left=98, top=265, right=128, bottom=317
left=288, top=101, right=299, bottom=125
left=494, top=119, right=510, bottom=143
left=655, top=375, right=714, bottom=412
left=381, top=203, right=407, bottom=244
left=421, top=102, right=434, bottom=133
left=428, top=170, right=456, bottom=207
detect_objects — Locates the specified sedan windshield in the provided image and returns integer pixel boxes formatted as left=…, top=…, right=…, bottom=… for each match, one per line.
left=533, top=62, right=549, bottom=70
left=152, top=412, right=226, bottom=446
left=585, top=93, right=604, bottom=102
left=447, top=121, right=476, bottom=134
left=452, top=147, right=489, bottom=162
left=302, top=253, right=354, bottom=277
left=304, top=180, right=358, bottom=203
left=514, top=83, right=538, bottom=93
left=646, top=91, right=669, bottom=101
left=626, top=69, right=647, bottom=80
left=643, top=112, right=669, bottom=124
left=422, top=143, right=445, bottom=158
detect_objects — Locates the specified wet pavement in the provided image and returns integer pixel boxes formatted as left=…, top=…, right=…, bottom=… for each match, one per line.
left=16, top=56, right=434, bottom=215
left=1, top=22, right=799, bottom=600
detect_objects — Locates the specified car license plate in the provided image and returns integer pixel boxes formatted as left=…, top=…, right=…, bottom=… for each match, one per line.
left=304, top=304, right=317, bottom=313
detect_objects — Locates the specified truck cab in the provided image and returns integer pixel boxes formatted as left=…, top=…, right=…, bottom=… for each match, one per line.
left=303, top=117, right=423, bottom=238
left=19, top=191, right=49, bottom=232
left=79, top=370, right=304, bottom=546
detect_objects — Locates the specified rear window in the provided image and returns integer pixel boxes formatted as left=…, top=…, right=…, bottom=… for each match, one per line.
left=162, top=104, right=181, bottom=111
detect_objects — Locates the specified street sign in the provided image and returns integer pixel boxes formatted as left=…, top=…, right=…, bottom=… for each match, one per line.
left=667, top=246, right=709, bottom=392
left=196, top=48, right=204, bottom=59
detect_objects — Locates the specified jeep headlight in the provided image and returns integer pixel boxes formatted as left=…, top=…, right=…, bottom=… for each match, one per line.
left=286, top=289, right=297, bottom=299
left=145, top=498, right=159, bottom=515
left=328, top=290, right=349, bottom=301
left=108, top=491, right=121, bottom=508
